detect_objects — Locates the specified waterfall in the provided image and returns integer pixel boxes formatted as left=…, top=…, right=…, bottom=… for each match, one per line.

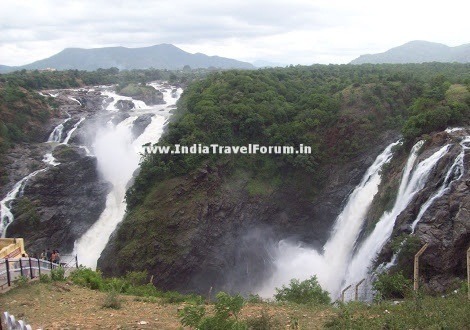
left=344, top=142, right=451, bottom=285
left=257, top=140, right=400, bottom=298
left=258, top=133, right=465, bottom=300
left=410, top=135, right=469, bottom=232
left=0, top=169, right=46, bottom=237
left=47, top=118, right=71, bottom=143
left=73, top=83, right=180, bottom=269
left=62, top=117, right=85, bottom=145
left=68, top=96, right=82, bottom=105
left=1, top=108, right=84, bottom=237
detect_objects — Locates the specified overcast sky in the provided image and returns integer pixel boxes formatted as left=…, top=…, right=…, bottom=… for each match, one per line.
left=0, top=0, right=469, bottom=66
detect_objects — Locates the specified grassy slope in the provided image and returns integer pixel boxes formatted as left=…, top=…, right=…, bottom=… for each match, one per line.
left=1, top=281, right=468, bottom=329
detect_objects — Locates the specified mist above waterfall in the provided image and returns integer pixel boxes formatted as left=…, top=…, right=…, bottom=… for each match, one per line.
left=73, top=83, right=181, bottom=269
left=73, top=121, right=138, bottom=266
left=257, top=141, right=399, bottom=298
left=257, top=131, right=468, bottom=300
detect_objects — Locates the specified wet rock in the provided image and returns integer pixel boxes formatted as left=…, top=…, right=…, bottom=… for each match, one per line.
left=7, top=146, right=110, bottom=254
left=375, top=129, right=470, bottom=293
left=98, top=132, right=401, bottom=294
left=116, top=100, right=135, bottom=111
left=131, top=114, right=153, bottom=138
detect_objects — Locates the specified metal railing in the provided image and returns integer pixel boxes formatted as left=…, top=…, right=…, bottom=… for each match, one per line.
left=0, top=255, right=78, bottom=289
left=339, top=277, right=375, bottom=302
left=1, top=311, right=32, bottom=330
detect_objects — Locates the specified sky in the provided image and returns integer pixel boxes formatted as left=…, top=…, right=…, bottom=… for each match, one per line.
left=0, top=0, right=469, bottom=67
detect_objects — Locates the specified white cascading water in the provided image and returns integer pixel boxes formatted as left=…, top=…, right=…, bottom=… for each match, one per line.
left=0, top=169, right=47, bottom=238
left=258, top=133, right=465, bottom=300
left=344, top=142, right=451, bottom=285
left=257, top=140, right=400, bottom=298
left=383, top=134, right=469, bottom=271
left=68, top=96, right=82, bottom=106
left=47, top=117, right=71, bottom=142
left=73, top=83, right=182, bottom=269
left=62, top=117, right=85, bottom=145
left=0, top=99, right=84, bottom=237
left=410, top=135, right=469, bottom=232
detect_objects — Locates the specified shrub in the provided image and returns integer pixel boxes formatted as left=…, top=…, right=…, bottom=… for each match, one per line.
left=126, top=283, right=158, bottom=297
left=51, top=267, right=65, bottom=281
left=178, top=304, right=206, bottom=328
left=102, top=290, right=121, bottom=309
left=68, top=267, right=104, bottom=290
left=39, top=273, right=51, bottom=283
left=14, top=275, right=29, bottom=287
left=245, top=308, right=282, bottom=330
left=178, top=291, right=247, bottom=330
left=373, top=271, right=412, bottom=300
left=214, top=292, right=245, bottom=322
left=247, top=293, right=263, bottom=303
left=274, top=276, right=331, bottom=305
left=124, top=270, right=148, bottom=286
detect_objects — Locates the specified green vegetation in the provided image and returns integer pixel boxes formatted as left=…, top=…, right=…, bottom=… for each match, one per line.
left=178, top=291, right=246, bottom=329
left=104, top=63, right=470, bottom=287
left=68, top=267, right=202, bottom=304
left=126, top=63, right=470, bottom=209
left=373, top=271, right=412, bottom=300
left=390, top=234, right=422, bottom=278
left=101, top=290, right=122, bottom=309
left=0, top=67, right=207, bottom=186
left=13, top=275, right=29, bottom=287
left=274, top=276, right=331, bottom=305
left=325, top=290, right=470, bottom=329
left=50, top=267, right=66, bottom=282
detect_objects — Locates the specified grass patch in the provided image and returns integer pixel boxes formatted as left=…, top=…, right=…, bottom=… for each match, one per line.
left=325, top=291, right=470, bottom=329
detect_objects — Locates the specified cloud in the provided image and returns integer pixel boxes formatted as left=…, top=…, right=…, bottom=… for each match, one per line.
left=0, top=0, right=469, bottom=66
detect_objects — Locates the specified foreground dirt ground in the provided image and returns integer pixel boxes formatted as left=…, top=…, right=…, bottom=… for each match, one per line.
left=0, top=282, right=333, bottom=329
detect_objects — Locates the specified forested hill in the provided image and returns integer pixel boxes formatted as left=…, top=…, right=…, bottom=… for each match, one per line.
left=0, top=44, right=255, bottom=73
left=99, top=63, right=470, bottom=293
left=351, top=41, right=470, bottom=64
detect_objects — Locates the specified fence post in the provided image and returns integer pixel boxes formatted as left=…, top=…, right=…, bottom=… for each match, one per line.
left=5, top=259, right=11, bottom=287
left=355, top=278, right=366, bottom=301
left=467, top=246, right=470, bottom=301
left=28, top=258, right=33, bottom=279
left=414, top=243, right=428, bottom=292
left=37, top=258, right=41, bottom=276
left=341, top=284, right=352, bottom=302
left=19, top=259, right=24, bottom=277
left=75, top=255, right=78, bottom=269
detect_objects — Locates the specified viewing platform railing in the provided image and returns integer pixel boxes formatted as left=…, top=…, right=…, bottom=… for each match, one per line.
left=0, top=255, right=78, bottom=290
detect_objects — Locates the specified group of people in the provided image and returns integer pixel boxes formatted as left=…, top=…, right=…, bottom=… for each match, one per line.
left=40, top=248, right=61, bottom=264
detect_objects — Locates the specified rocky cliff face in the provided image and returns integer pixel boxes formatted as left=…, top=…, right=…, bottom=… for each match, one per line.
left=373, top=129, right=470, bottom=292
left=3, top=88, right=109, bottom=255
left=98, top=132, right=399, bottom=294
left=7, top=145, right=110, bottom=254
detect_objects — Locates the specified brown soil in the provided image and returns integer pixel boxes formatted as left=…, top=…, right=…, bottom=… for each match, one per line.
left=0, top=282, right=334, bottom=329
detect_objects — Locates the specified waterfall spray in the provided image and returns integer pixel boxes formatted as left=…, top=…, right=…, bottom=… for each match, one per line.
left=344, top=142, right=451, bottom=285
left=73, top=83, right=181, bottom=269
left=257, top=141, right=400, bottom=298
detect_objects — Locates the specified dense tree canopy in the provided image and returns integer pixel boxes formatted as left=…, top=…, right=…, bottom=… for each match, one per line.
left=126, top=63, right=470, bottom=208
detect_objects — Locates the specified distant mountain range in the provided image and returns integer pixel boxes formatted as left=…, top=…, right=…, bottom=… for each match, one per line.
left=351, top=41, right=470, bottom=64
left=0, top=44, right=254, bottom=73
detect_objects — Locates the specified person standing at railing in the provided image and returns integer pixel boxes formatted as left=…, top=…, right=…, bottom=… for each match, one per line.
left=55, top=250, right=60, bottom=265
left=40, top=250, right=46, bottom=260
